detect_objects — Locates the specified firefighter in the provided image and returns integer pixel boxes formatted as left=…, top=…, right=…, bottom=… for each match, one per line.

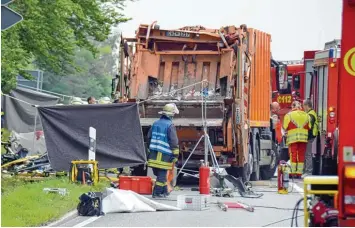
left=282, top=101, right=311, bottom=176
left=147, top=103, right=180, bottom=198
left=302, top=99, right=319, bottom=177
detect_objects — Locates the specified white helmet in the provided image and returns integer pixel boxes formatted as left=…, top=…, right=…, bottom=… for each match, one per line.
left=98, top=97, right=111, bottom=104
left=71, top=97, right=83, bottom=105
left=158, top=103, right=179, bottom=116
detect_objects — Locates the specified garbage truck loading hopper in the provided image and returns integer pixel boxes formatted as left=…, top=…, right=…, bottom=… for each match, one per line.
left=118, top=23, right=277, bottom=181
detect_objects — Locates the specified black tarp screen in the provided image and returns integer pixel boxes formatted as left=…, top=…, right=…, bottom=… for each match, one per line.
left=2, top=87, right=60, bottom=133
left=37, top=103, right=146, bottom=171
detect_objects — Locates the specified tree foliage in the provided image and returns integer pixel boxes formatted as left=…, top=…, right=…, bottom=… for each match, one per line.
left=43, top=34, right=120, bottom=100
left=1, top=0, right=131, bottom=93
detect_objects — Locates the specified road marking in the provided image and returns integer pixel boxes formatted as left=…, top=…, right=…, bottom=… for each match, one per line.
left=47, top=210, right=77, bottom=227
left=292, top=182, right=304, bottom=196
left=73, top=216, right=102, bottom=227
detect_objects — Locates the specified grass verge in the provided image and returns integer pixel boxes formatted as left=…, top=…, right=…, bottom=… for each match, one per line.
left=1, top=177, right=109, bottom=227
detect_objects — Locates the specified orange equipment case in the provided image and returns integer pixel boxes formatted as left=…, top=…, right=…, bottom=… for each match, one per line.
left=119, top=176, right=152, bottom=195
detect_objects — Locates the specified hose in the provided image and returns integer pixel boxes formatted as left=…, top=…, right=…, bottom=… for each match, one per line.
left=291, top=197, right=311, bottom=227
left=262, top=215, right=304, bottom=227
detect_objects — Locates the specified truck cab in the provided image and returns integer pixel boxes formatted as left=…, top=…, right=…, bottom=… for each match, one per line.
left=280, top=60, right=304, bottom=101
left=271, top=60, right=289, bottom=118
left=271, top=60, right=305, bottom=121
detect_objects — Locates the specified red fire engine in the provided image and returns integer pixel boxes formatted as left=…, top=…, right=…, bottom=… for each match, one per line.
left=272, top=60, right=304, bottom=119
left=280, top=60, right=304, bottom=103
left=306, top=1, right=355, bottom=226
left=337, top=0, right=355, bottom=225
left=308, top=39, right=341, bottom=176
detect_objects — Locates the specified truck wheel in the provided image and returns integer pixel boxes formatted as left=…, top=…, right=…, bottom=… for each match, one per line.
left=250, top=140, right=260, bottom=181
left=260, top=143, right=279, bottom=180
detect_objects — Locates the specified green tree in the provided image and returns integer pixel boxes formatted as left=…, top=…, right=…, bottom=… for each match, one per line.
left=42, top=37, right=117, bottom=99
left=1, top=0, right=131, bottom=93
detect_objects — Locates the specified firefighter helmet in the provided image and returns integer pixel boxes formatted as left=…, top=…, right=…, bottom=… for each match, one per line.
left=158, top=103, right=179, bottom=116
left=71, top=97, right=83, bottom=105
left=98, top=97, right=111, bottom=104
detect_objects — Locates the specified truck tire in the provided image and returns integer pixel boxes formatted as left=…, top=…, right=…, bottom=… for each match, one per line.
left=260, top=142, right=279, bottom=180
left=250, top=138, right=260, bottom=181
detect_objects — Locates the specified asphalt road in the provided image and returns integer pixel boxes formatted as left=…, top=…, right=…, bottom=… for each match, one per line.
left=53, top=178, right=305, bottom=227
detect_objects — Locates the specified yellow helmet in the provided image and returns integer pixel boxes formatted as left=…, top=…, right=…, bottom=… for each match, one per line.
left=158, top=103, right=179, bottom=116
left=71, top=97, right=83, bottom=105
left=98, top=97, right=111, bottom=104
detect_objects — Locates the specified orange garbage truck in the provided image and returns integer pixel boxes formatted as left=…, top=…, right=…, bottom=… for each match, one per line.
left=116, top=22, right=279, bottom=182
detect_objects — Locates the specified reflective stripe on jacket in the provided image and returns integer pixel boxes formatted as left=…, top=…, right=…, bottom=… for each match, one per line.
left=283, top=109, right=311, bottom=145
left=308, top=109, right=319, bottom=139
left=147, top=151, right=174, bottom=170
left=149, top=117, right=173, bottom=155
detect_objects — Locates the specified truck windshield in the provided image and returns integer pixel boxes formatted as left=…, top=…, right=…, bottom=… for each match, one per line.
left=278, top=66, right=291, bottom=94
left=293, top=75, right=301, bottom=90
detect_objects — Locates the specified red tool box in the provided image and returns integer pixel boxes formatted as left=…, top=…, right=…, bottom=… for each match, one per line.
left=119, top=176, right=152, bottom=195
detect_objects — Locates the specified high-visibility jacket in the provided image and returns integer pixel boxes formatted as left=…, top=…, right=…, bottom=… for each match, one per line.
left=283, top=109, right=311, bottom=145
left=307, top=109, right=319, bottom=139
left=147, top=115, right=179, bottom=170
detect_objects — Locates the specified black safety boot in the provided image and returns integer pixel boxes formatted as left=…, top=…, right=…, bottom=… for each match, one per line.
left=152, top=193, right=165, bottom=198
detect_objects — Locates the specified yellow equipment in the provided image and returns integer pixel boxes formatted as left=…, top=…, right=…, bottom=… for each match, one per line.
left=303, top=176, right=338, bottom=227
left=69, top=160, right=99, bottom=185
left=1, top=155, right=41, bottom=169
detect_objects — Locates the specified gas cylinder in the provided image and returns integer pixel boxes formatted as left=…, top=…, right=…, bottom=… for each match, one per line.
left=277, top=160, right=290, bottom=194
left=199, top=165, right=210, bottom=195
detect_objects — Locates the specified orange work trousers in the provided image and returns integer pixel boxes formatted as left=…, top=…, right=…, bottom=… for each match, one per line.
left=288, top=142, right=307, bottom=175
left=166, top=163, right=175, bottom=193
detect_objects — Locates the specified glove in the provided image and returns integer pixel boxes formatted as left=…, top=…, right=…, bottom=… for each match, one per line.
left=172, top=157, right=178, bottom=163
